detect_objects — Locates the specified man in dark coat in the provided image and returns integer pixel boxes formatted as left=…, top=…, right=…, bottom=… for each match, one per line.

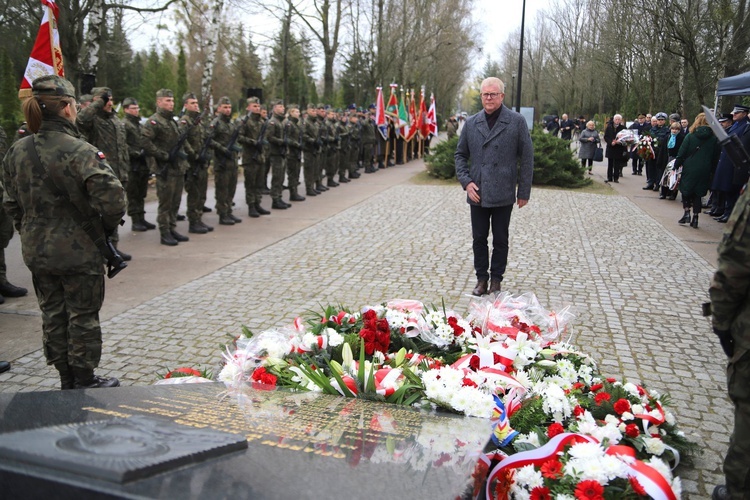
left=455, top=77, right=533, bottom=297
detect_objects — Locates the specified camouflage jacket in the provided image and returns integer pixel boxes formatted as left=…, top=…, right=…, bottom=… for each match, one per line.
left=324, top=118, right=337, bottom=152
left=77, top=99, right=129, bottom=182
left=266, top=112, right=286, bottom=157
left=283, top=117, right=303, bottom=158
left=237, top=112, right=264, bottom=164
left=209, top=113, right=236, bottom=167
left=302, top=115, right=320, bottom=153
left=337, top=119, right=349, bottom=152
left=123, top=113, right=147, bottom=172
left=2, top=116, right=126, bottom=275
left=0, top=126, right=7, bottom=158
left=178, top=111, right=203, bottom=164
left=711, top=185, right=750, bottom=350
left=141, top=108, right=188, bottom=175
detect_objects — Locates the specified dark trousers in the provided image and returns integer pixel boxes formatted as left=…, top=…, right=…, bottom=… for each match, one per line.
left=470, top=204, right=513, bottom=282
left=581, top=159, right=593, bottom=169
left=682, top=193, right=702, bottom=214
left=632, top=156, right=643, bottom=174
left=646, top=159, right=657, bottom=186
left=607, top=157, right=619, bottom=181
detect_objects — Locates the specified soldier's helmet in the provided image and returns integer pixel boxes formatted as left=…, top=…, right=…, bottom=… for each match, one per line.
left=31, top=75, right=76, bottom=99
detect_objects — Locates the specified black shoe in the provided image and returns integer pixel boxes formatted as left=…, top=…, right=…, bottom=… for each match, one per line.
left=219, top=215, right=235, bottom=225
left=604, top=179, right=611, bottom=183
left=0, top=282, right=28, bottom=298
left=160, top=232, right=179, bottom=246
left=472, top=280, right=488, bottom=296
left=306, top=189, right=318, bottom=197
left=690, top=214, right=699, bottom=228
left=339, top=176, right=351, bottom=183
left=314, top=188, right=323, bottom=194
left=717, top=214, right=730, bottom=223
left=653, top=185, right=660, bottom=191
left=709, top=210, right=725, bottom=217
left=72, top=367, right=120, bottom=389
left=349, top=171, right=361, bottom=179
left=613, top=179, right=619, bottom=183
left=712, top=485, right=730, bottom=500
left=327, top=179, right=339, bottom=187
left=261, top=187, right=271, bottom=195
left=203, top=206, right=212, bottom=213
left=272, top=199, right=288, bottom=209
left=131, top=221, right=148, bottom=232
left=115, top=248, right=132, bottom=261
left=200, top=221, right=214, bottom=232
left=0, top=361, right=9, bottom=374
left=229, top=214, right=242, bottom=223
left=189, top=223, right=208, bottom=234
left=248, top=206, right=261, bottom=218
left=171, top=230, right=189, bottom=242
left=142, top=219, right=156, bottom=230
left=255, top=204, right=270, bottom=215
left=658, top=194, right=666, bottom=199
left=316, top=183, right=329, bottom=192
left=290, top=193, right=306, bottom=201
left=55, top=363, right=74, bottom=390
left=176, top=214, right=186, bottom=221
left=364, top=166, right=375, bottom=173
left=678, top=211, right=691, bottom=224
left=642, top=184, right=654, bottom=190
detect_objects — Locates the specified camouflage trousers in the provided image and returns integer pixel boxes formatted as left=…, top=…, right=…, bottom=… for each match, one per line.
left=156, top=172, right=184, bottom=232
left=303, top=151, right=317, bottom=192
left=32, top=272, right=105, bottom=369
left=338, top=147, right=350, bottom=177
left=270, top=155, right=286, bottom=201
left=0, top=210, right=13, bottom=283
left=725, top=346, right=750, bottom=499
left=243, top=159, right=265, bottom=207
left=214, top=159, right=238, bottom=217
left=126, top=165, right=150, bottom=218
left=185, top=164, right=208, bottom=224
left=286, top=155, right=301, bottom=195
left=316, top=152, right=326, bottom=184
left=326, top=151, right=338, bottom=181
left=349, top=146, right=359, bottom=175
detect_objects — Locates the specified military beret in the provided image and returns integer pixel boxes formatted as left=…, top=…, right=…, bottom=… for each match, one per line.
left=288, top=104, right=299, bottom=110
left=731, top=104, right=750, bottom=114
left=182, top=92, right=197, bottom=103
left=347, top=103, right=356, bottom=110
left=247, top=97, right=260, bottom=104
left=669, top=113, right=681, bottom=122
left=368, top=103, right=376, bottom=109
left=91, top=87, right=112, bottom=98
left=270, top=99, right=284, bottom=106
left=316, top=103, right=326, bottom=109
left=325, top=105, right=332, bottom=111
left=79, top=94, right=93, bottom=104
left=156, top=88, right=174, bottom=98
left=31, top=75, right=76, bottom=99
left=122, top=97, right=138, bottom=107
left=217, top=96, right=232, bottom=105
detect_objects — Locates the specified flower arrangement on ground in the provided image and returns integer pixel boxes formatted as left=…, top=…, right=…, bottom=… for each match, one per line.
left=215, top=293, right=696, bottom=499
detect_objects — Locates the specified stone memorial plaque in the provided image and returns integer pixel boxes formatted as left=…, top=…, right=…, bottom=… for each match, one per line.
left=0, top=415, right=248, bottom=483
left=0, top=383, right=491, bottom=499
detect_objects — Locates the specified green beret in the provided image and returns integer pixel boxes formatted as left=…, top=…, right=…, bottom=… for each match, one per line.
left=31, top=75, right=76, bottom=99
left=122, top=97, right=138, bottom=107
left=217, top=96, right=232, bottom=105
left=182, top=92, right=197, bottom=103
left=156, top=88, right=174, bottom=98
left=247, top=97, right=260, bottom=104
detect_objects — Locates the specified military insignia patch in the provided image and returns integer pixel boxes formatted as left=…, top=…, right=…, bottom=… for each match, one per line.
left=18, top=129, right=26, bottom=134
left=180, top=120, right=187, bottom=125
left=96, top=151, right=107, bottom=160
left=150, top=120, right=157, bottom=125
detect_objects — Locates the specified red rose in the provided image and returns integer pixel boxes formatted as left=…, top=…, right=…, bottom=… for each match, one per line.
left=625, top=424, right=640, bottom=438
left=363, top=309, right=377, bottom=329
left=530, top=486, right=552, bottom=500
left=613, top=398, right=631, bottom=414
left=540, top=458, right=563, bottom=479
left=447, top=316, right=465, bottom=336
left=572, top=382, right=584, bottom=390
left=359, top=328, right=376, bottom=355
left=375, top=328, right=391, bottom=353
left=606, top=377, right=616, bottom=383
left=573, top=405, right=585, bottom=417
left=376, top=318, right=389, bottom=333
left=629, top=477, right=647, bottom=496
left=594, top=392, right=611, bottom=404
left=574, top=479, right=605, bottom=500
left=547, top=422, right=564, bottom=438
left=469, top=355, right=480, bottom=371
left=589, top=383, right=603, bottom=392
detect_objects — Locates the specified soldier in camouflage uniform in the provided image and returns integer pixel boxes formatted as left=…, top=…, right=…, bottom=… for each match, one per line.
left=324, top=108, right=340, bottom=188
left=209, top=97, right=242, bottom=225
left=284, top=104, right=305, bottom=202
left=121, top=97, right=156, bottom=233
left=266, top=100, right=291, bottom=209
left=302, top=104, right=320, bottom=197
left=0, top=128, right=29, bottom=305
left=336, top=110, right=351, bottom=183
left=348, top=111, right=362, bottom=179
left=77, top=87, right=132, bottom=260
left=237, top=97, right=269, bottom=218
left=360, top=110, right=377, bottom=173
left=141, top=89, right=191, bottom=246
left=2, top=75, right=125, bottom=389
left=180, top=92, right=213, bottom=234
left=315, top=104, right=330, bottom=193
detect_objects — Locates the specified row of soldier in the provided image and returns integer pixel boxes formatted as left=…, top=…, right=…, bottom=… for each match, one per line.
left=35, top=87, right=398, bottom=251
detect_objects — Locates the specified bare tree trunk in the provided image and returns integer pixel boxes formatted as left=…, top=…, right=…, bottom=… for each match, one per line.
left=201, top=0, right=225, bottom=106
left=282, top=0, right=293, bottom=101
left=83, top=0, right=104, bottom=77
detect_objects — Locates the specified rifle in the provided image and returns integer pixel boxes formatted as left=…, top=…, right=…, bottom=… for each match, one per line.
left=252, top=117, right=269, bottom=161
left=297, top=119, right=304, bottom=161
left=224, top=113, right=249, bottom=159
left=159, top=115, right=202, bottom=179
left=193, top=118, right=217, bottom=177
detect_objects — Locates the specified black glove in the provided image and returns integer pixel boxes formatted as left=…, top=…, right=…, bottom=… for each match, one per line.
left=101, top=93, right=110, bottom=105
left=714, top=328, right=735, bottom=358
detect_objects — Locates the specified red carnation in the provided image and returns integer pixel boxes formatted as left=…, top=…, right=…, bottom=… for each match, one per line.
left=625, top=423, right=640, bottom=438
left=462, top=377, right=477, bottom=388
left=165, top=367, right=201, bottom=379
left=251, top=367, right=277, bottom=387
left=594, top=392, right=611, bottom=404
left=613, top=398, right=631, bottom=414
left=530, top=486, right=552, bottom=500
left=572, top=382, right=584, bottom=390
left=447, top=316, right=465, bottom=336
left=547, top=422, right=564, bottom=438
left=606, top=377, right=616, bottom=383
left=540, top=459, right=563, bottom=479
left=469, top=355, right=480, bottom=371
left=629, top=477, right=647, bottom=496
left=574, top=479, right=605, bottom=500
left=573, top=405, right=585, bottom=417
left=589, top=383, right=603, bottom=392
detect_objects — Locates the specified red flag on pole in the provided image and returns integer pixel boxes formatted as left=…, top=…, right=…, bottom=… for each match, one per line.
left=406, top=91, right=418, bottom=142
left=19, top=0, right=65, bottom=99
left=386, top=83, right=399, bottom=121
left=418, top=89, right=430, bottom=139
left=375, top=86, right=388, bottom=140
left=427, top=93, right=438, bottom=137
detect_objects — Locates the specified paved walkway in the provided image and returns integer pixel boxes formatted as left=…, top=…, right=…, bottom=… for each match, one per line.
left=0, top=156, right=732, bottom=498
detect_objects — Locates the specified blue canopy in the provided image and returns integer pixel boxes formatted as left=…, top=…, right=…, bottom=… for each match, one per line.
left=718, top=71, right=750, bottom=96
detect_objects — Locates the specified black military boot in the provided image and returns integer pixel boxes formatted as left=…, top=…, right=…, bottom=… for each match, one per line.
left=0, top=281, right=28, bottom=297
left=0, top=361, right=9, bottom=373
left=203, top=206, right=212, bottom=213
left=55, top=363, right=75, bottom=390
left=229, top=214, right=243, bottom=223
left=72, top=367, right=120, bottom=389
left=248, top=205, right=261, bottom=218
left=171, top=230, right=189, bottom=242
left=377, top=161, right=385, bottom=170
left=306, top=188, right=318, bottom=197
left=176, top=214, right=186, bottom=221
left=690, top=214, right=699, bottom=228
left=219, top=215, right=235, bottom=225
left=272, top=199, right=288, bottom=209
left=199, top=221, right=214, bottom=232
left=189, top=222, right=208, bottom=234
left=316, top=182, right=329, bottom=192
left=142, top=213, right=156, bottom=230
left=131, top=214, right=148, bottom=232
left=678, top=210, right=691, bottom=224
left=255, top=204, right=271, bottom=215
left=338, top=175, right=350, bottom=183
left=349, top=171, right=361, bottom=179
left=364, top=165, right=375, bottom=173
left=290, top=191, right=306, bottom=202
left=327, top=178, right=339, bottom=187
left=160, top=230, right=179, bottom=246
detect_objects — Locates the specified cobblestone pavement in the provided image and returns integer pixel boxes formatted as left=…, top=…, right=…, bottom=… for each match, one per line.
left=0, top=181, right=730, bottom=498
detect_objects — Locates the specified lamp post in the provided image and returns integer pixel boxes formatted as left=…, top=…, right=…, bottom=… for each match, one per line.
left=515, top=0, right=526, bottom=112
left=511, top=72, right=517, bottom=107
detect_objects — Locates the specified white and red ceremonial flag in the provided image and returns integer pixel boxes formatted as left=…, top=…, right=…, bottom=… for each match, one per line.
left=375, top=86, right=388, bottom=140
left=418, top=89, right=430, bottom=139
left=427, top=93, right=438, bottom=137
left=19, top=0, right=64, bottom=99
left=406, top=90, right=419, bottom=141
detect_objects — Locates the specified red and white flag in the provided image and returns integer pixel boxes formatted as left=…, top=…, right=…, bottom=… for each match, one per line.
left=19, top=0, right=65, bottom=99
left=418, top=89, right=430, bottom=139
left=375, top=86, right=388, bottom=140
left=427, top=93, right=438, bottom=137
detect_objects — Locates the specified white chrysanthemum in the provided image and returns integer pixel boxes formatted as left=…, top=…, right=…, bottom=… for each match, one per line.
left=604, top=414, right=619, bottom=426
left=671, top=476, right=682, bottom=498
left=644, top=437, right=666, bottom=456
left=622, top=382, right=640, bottom=397
left=514, top=432, right=541, bottom=448
left=301, top=332, right=319, bottom=350
left=218, top=363, right=242, bottom=384
left=385, top=310, right=409, bottom=330
left=590, top=422, right=623, bottom=445
left=513, top=370, right=533, bottom=389
left=556, top=359, right=577, bottom=382
left=567, top=442, right=604, bottom=460
left=631, top=404, right=644, bottom=414
left=646, top=457, right=673, bottom=482
left=509, top=484, right=531, bottom=500
left=665, top=411, right=676, bottom=425
left=577, top=364, right=594, bottom=385
left=539, top=382, right=572, bottom=421
left=515, top=464, right=544, bottom=489
left=620, top=411, right=634, bottom=421
left=258, top=337, right=292, bottom=359
left=325, top=328, right=344, bottom=347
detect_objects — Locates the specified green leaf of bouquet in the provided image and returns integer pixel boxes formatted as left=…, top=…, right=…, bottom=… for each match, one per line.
left=330, top=369, right=356, bottom=398
left=386, top=437, right=396, bottom=455
left=403, top=391, right=424, bottom=406
left=241, top=325, right=254, bottom=338
left=366, top=365, right=376, bottom=393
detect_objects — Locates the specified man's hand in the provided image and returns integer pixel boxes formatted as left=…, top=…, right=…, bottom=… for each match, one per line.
left=466, top=182, right=480, bottom=203
left=517, top=199, right=528, bottom=208
left=714, top=328, right=735, bottom=358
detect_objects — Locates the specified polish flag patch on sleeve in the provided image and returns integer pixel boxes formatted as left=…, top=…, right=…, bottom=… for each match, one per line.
left=150, top=120, right=157, bottom=125
left=96, top=151, right=107, bottom=160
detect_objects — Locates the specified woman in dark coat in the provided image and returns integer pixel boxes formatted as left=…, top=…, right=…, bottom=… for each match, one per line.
left=675, top=113, right=720, bottom=228
left=603, top=114, right=626, bottom=183
left=658, top=122, right=686, bottom=200
left=578, top=120, right=600, bottom=175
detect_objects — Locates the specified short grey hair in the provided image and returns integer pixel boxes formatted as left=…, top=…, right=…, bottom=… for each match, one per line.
left=480, top=77, right=505, bottom=94
left=613, top=114, right=622, bottom=120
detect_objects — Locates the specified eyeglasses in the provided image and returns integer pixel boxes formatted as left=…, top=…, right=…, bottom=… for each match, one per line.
left=480, top=92, right=501, bottom=100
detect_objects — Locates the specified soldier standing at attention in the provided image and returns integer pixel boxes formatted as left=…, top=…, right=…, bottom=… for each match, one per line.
left=284, top=104, right=305, bottom=202
left=336, top=110, right=351, bottom=183
left=2, top=75, right=125, bottom=389
left=0, top=128, right=29, bottom=306
left=141, top=89, right=191, bottom=246
left=315, top=104, right=330, bottom=192
left=238, top=97, right=269, bottom=218
left=266, top=100, right=291, bottom=209
left=302, top=104, right=320, bottom=197
left=324, top=107, right=339, bottom=188
left=360, top=109, right=377, bottom=173
left=121, top=98, right=156, bottom=233
left=347, top=110, right=362, bottom=179
left=77, top=87, right=132, bottom=261
left=210, top=97, right=243, bottom=225
left=181, top=92, right=213, bottom=234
